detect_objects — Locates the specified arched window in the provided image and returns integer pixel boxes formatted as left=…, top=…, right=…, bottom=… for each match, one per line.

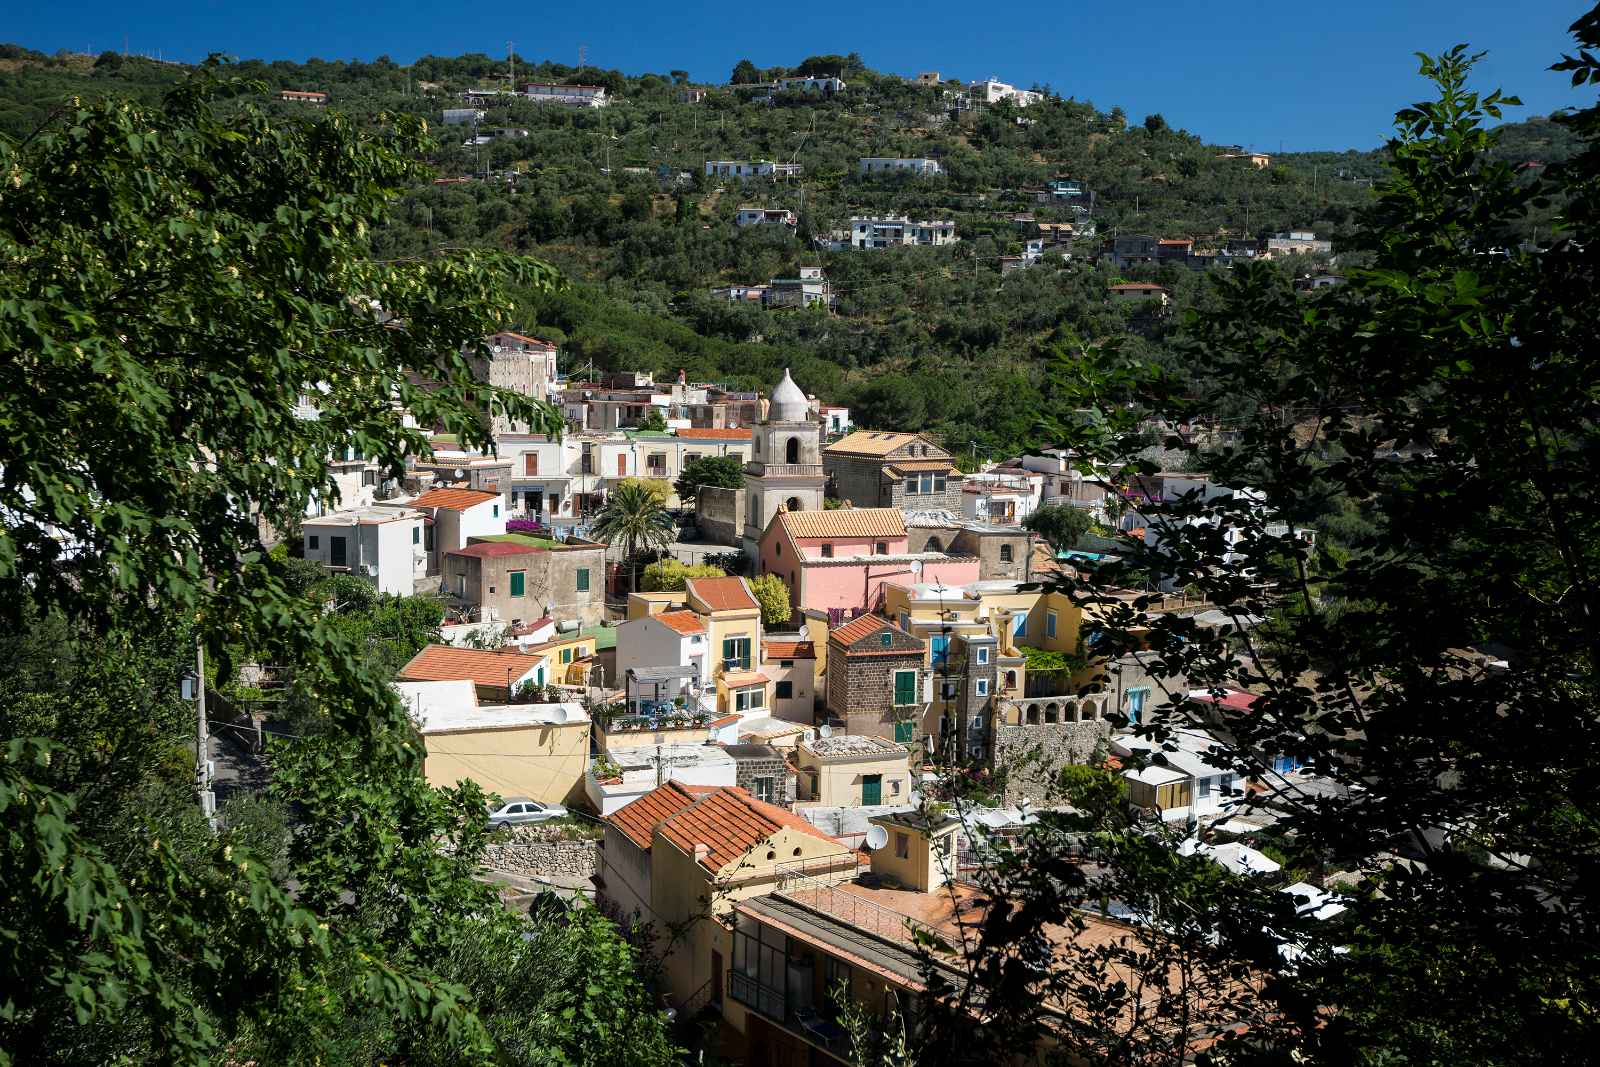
left=786, top=496, right=802, bottom=512
left=999, top=544, right=1014, bottom=563
left=926, top=536, right=943, bottom=552
left=1005, top=670, right=1018, bottom=690
left=786, top=437, right=800, bottom=464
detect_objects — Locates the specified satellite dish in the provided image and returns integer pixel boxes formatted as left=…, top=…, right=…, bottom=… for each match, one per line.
left=865, top=825, right=890, bottom=850
left=546, top=705, right=567, bottom=724
left=455, top=470, right=467, bottom=480
left=818, top=724, right=832, bottom=738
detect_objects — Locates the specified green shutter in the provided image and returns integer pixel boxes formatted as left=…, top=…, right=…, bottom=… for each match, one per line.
left=895, top=720, right=914, bottom=743
left=576, top=568, right=590, bottom=591
left=894, top=670, right=916, bottom=706
left=862, top=775, right=882, bottom=805
left=510, top=571, right=525, bottom=597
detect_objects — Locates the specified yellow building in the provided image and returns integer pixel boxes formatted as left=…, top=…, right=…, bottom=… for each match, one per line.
left=794, top=734, right=912, bottom=806
left=412, top=695, right=591, bottom=805
left=596, top=781, right=859, bottom=1019
left=684, top=576, right=773, bottom=715
left=626, top=589, right=687, bottom=620
left=522, top=631, right=598, bottom=685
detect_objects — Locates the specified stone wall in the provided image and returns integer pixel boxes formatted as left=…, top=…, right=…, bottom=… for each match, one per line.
left=478, top=827, right=600, bottom=880
left=951, top=528, right=1032, bottom=581
left=696, top=485, right=745, bottom=546
left=827, top=647, right=923, bottom=738
left=732, top=754, right=797, bottom=806
left=992, top=720, right=1113, bottom=805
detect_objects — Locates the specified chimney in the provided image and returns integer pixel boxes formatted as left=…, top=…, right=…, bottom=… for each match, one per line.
left=694, top=843, right=711, bottom=866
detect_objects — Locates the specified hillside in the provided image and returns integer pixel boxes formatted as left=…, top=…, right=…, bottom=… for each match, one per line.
left=4, top=43, right=1563, bottom=458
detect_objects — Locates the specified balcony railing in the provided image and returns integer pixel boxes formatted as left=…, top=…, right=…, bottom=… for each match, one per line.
left=754, top=463, right=823, bottom=477
left=728, top=972, right=785, bottom=1020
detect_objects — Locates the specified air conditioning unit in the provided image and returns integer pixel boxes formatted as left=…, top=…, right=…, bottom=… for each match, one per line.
left=362, top=564, right=378, bottom=577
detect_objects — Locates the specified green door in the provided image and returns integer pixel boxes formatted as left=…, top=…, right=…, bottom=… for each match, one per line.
left=862, top=774, right=882, bottom=806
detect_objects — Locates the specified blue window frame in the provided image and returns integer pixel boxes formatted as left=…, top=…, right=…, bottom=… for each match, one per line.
left=930, top=634, right=949, bottom=666
left=1272, top=754, right=1303, bottom=775
left=1127, top=688, right=1149, bottom=724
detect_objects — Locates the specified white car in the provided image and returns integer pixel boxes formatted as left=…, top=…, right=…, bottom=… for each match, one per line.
left=487, top=798, right=569, bottom=827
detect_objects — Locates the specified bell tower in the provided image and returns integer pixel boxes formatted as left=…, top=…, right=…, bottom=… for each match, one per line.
left=742, top=368, right=826, bottom=558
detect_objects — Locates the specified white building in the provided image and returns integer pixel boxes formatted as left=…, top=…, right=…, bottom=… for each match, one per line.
left=858, top=157, right=943, bottom=176
left=522, top=83, right=609, bottom=108
left=705, top=160, right=804, bottom=181
left=961, top=471, right=1040, bottom=526
left=442, top=108, right=486, bottom=126
left=1264, top=230, right=1333, bottom=257
left=584, top=744, right=737, bottom=816
left=850, top=215, right=958, bottom=248
left=734, top=206, right=798, bottom=228
left=818, top=404, right=851, bottom=436
left=775, top=75, right=845, bottom=94
left=395, top=487, right=506, bottom=575
left=616, top=610, right=715, bottom=699
left=968, top=79, right=1043, bottom=107
left=1114, top=728, right=1237, bottom=824
left=303, top=506, right=427, bottom=595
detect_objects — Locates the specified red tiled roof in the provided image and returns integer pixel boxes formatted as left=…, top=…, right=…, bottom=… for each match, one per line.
left=1157, top=238, right=1193, bottom=246
left=1109, top=283, right=1168, bottom=292
left=687, top=576, right=758, bottom=612
left=763, top=640, right=816, bottom=659
left=654, top=786, right=843, bottom=872
left=675, top=427, right=753, bottom=440
left=709, top=714, right=741, bottom=727
left=830, top=613, right=892, bottom=645
left=721, top=670, right=770, bottom=688
left=493, top=331, right=558, bottom=349
left=1192, top=688, right=1261, bottom=711
left=449, top=541, right=540, bottom=559
left=655, top=610, right=706, bottom=635
left=607, top=780, right=715, bottom=851
left=409, top=487, right=501, bottom=511
left=399, top=645, right=544, bottom=688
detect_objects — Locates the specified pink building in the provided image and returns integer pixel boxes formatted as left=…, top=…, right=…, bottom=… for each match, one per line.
left=759, top=507, right=980, bottom=614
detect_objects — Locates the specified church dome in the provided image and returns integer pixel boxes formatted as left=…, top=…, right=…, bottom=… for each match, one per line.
left=768, top=368, right=809, bottom=423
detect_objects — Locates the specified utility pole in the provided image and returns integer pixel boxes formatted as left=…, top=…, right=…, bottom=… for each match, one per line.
left=508, top=40, right=515, bottom=91
left=195, top=639, right=214, bottom=821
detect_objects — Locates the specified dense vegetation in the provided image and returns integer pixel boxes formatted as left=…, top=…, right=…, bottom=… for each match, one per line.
left=6, top=40, right=1574, bottom=462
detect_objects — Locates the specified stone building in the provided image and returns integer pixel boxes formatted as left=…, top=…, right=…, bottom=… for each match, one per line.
left=722, top=743, right=796, bottom=807
left=904, top=520, right=1032, bottom=582
left=823, top=431, right=963, bottom=511
left=443, top=535, right=606, bottom=627
left=824, top=614, right=927, bottom=741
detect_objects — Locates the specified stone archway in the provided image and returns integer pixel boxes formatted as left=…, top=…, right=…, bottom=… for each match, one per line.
left=1044, top=702, right=1059, bottom=724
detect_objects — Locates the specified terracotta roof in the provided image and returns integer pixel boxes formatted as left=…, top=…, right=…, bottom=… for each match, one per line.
left=655, top=610, right=706, bottom=635
left=721, top=670, right=771, bottom=688
left=607, top=780, right=715, bottom=851
left=675, top=427, right=753, bottom=440
left=709, top=714, right=741, bottom=727
left=686, top=576, right=758, bottom=612
left=763, top=640, right=815, bottom=659
left=409, top=487, right=502, bottom=511
left=825, top=430, right=928, bottom=457
left=399, top=645, right=544, bottom=688
left=886, top=459, right=956, bottom=473
left=1157, top=238, right=1193, bottom=246
left=776, top=507, right=905, bottom=540
left=493, top=331, right=558, bottom=349
left=654, top=786, right=843, bottom=873
left=1109, top=283, right=1168, bottom=292
left=830, top=613, right=893, bottom=645
left=448, top=541, right=540, bottom=559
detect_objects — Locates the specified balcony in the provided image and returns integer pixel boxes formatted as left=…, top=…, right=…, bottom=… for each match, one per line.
left=727, top=973, right=850, bottom=1061
left=754, top=463, right=823, bottom=478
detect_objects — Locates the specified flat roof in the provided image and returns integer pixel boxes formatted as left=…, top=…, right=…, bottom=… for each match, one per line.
left=802, top=734, right=906, bottom=760
left=305, top=506, right=422, bottom=527
left=416, top=701, right=588, bottom=734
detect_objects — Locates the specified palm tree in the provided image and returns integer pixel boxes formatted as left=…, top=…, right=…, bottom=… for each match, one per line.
left=590, top=481, right=676, bottom=590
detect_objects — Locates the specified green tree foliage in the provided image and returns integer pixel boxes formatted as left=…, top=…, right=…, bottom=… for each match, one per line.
left=639, top=559, right=726, bottom=591
left=748, top=573, right=793, bottom=626
left=0, top=66, right=670, bottom=1066
left=1022, top=503, right=1095, bottom=552
left=730, top=59, right=761, bottom=85
left=674, top=454, right=746, bottom=501
left=928, top=20, right=1600, bottom=1065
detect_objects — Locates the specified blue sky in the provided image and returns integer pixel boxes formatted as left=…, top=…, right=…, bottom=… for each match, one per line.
left=7, top=1, right=1593, bottom=150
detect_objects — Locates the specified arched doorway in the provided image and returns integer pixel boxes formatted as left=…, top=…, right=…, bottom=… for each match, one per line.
left=785, top=437, right=800, bottom=464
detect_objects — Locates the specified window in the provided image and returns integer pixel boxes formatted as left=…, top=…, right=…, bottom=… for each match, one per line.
left=894, top=669, right=917, bottom=706
left=880, top=631, right=892, bottom=648
left=930, top=634, right=949, bottom=666
left=561, top=648, right=572, bottom=664
left=779, top=659, right=793, bottom=668
left=524, top=453, right=538, bottom=476
left=723, top=637, right=752, bottom=669
left=895, top=832, right=910, bottom=859
left=894, top=720, right=914, bottom=743
left=785, top=496, right=802, bottom=512
left=976, top=679, right=990, bottom=696
left=934, top=474, right=947, bottom=494
left=1127, top=687, right=1149, bottom=724
left=510, top=571, right=526, bottom=597
left=976, top=646, right=990, bottom=664
left=1198, top=777, right=1213, bottom=798
left=820, top=544, right=833, bottom=558
left=329, top=536, right=347, bottom=568
left=576, top=568, right=590, bottom=592
left=926, top=536, right=943, bottom=551
left=999, top=544, right=1013, bottom=563
left=1013, top=613, right=1027, bottom=638
left=1005, top=670, right=1018, bottom=689
left=1221, top=773, right=1236, bottom=795
left=308, top=535, right=319, bottom=550
left=1046, top=611, right=1058, bottom=638
left=412, top=527, right=420, bottom=545
left=425, top=526, right=435, bottom=551
left=735, top=686, right=765, bottom=712
left=775, top=681, right=793, bottom=699
left=492, top=503, right=500, bottom=518
left=753, top=777, right=775, bottom=803
left=785, top=437, right=800, bottom=463
left=874, top=541, right=888, bottom=555
left=941, top=680, right=958, bottom=700
left=890, top=777, right=902, bottom=795
left=775, top=542, right=782, bottom=557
